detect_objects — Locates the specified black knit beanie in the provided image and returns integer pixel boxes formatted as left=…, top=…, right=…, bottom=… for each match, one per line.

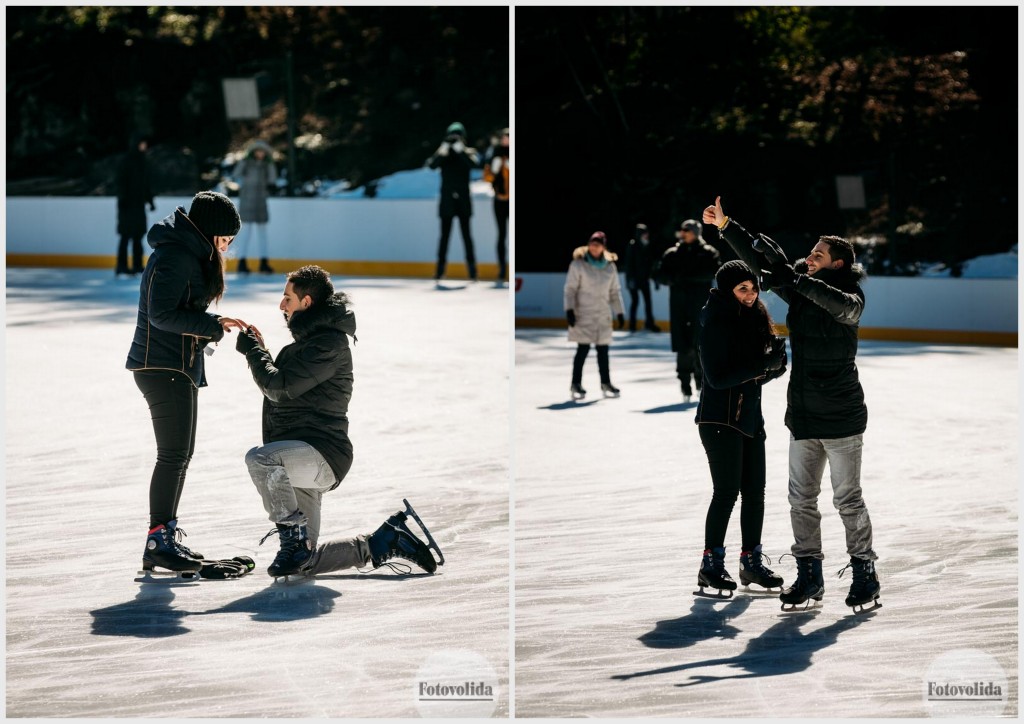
left=188, top=191, right=241, bottom=239
left=716, top=260, right=759, bottom=292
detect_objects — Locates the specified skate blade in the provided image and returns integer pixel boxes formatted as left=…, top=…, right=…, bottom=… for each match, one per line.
left=741, top=584, right=783, bottom=595
left=271, top=572, right=314, bottom=586
left=402, top=498, right=445, bottom=567
left=780, top=597, right=823, bottom=612
left=849, top=598, right=882, bottom=614
left=135, top=568, right=201, bottom=584
left=693, top=586, right=734, bottom=600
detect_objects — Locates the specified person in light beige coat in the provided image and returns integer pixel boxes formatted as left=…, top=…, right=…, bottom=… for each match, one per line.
left=563, top=231, right=626, bottom=400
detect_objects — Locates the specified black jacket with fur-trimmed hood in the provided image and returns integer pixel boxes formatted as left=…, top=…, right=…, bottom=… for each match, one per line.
left=718, top=218, right=867, bottom=440
left=237, top=293, right=356, bottom=487
left=124, top=208, right=225, bottom=387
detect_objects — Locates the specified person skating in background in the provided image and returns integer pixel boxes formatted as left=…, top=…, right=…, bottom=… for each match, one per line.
left=703, top=195, right=880, bottom=612
left=482, top=127, right=510, bottom=282
left=694, top=260, right=788, bottom=597
left=428, top=122, right=479, bottom=282
left=652, top=219, right=721, bottom=401
left=126, top=191, right=249, bottom=574
left=232, top=139, right=278, bottom=274
left=235, top=265, right=441, bottom=578
left=623, top=223, right=661, bottom=333
left=115, top=133, right=155, bottom=277
left=563, top=231, right=626, bottom=400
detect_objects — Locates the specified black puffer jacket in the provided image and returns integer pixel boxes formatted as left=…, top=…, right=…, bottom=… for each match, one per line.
left=239, top=293, right=356, bottom=487
left=695, top=288, right=781, bottom=438
left=718, top=219, right=868, bottom=440
left=124, top=209, right=225, bottom=387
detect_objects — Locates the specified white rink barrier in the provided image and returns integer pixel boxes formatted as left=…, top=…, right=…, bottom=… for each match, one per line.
left=6, top=196, right=504, bottom=278
left=514, top=272, right=1018, bottom=346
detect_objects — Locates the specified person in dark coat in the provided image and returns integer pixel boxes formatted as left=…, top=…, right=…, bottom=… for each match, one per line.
left=126, top=190, right=248, bottom=574
left=115, top=133, right=155, bottom=276
left=428, top=121, right=479, bottom=282
left=694, top=260, right=788, bottom=596
left=703, top=195, right=880, bottom=611
left=652, top=219, right=721, bottom=399
left=482, top=127, right=510, bottom=281
left=623, top=223, right=660, bottom=333
left=235, top=265, right=439, bottom=578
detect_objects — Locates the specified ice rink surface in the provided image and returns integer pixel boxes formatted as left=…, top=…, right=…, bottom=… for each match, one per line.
left=514, top=327, right=1018, bottom=718
left=5, top=268, right=510, bottom=717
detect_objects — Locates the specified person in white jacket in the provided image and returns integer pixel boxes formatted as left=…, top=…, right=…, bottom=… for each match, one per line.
left=563, top=231, right=626, bottom=400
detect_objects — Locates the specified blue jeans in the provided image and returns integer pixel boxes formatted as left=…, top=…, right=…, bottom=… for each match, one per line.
left=788, top=434, right=876, bottom=561
left=245, top=440, right=336, bottom=546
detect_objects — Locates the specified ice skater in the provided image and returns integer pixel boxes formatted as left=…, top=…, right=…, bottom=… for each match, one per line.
left=231, top=139, right=278, bottom=274
left=704, top=196, right=880, bottom=612
left=482, top=127, right=510, bottom=281
left=234, top=264, right=442, bottom=579
left=428, top=121, right=479, bottom=282
left=563, top=231, right=626, bottom=399
left=623, top=223, right=660, bottom=333
left=652, top=219, right=721, bottom=401
left=694, top=260, right=788, bottom=597
left=114, top=132, right=155, bottom=277
left=126, top=191, right=250, bottom=576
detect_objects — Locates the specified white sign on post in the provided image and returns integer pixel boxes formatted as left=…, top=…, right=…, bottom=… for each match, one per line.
left=222, top=78, right=260, bottom=120
left=836, top=175, right=866, bottom=210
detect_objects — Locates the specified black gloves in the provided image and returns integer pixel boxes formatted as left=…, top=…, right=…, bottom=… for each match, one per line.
left=765, top=335, right=788, bottom=375
left=616, top=313, right=626, bottom=330
left=566, top=309, right=576, bottom=327
left=753, top=233, right=788, bottom=265
left=235, top=328, right=261, bottom=354
left=768, top=262, right=799, bottom=288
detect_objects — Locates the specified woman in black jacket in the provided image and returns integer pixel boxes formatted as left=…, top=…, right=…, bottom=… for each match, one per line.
left=694, top=260, right=787, bottom=596
left=125, top=191, right=247, bottom=574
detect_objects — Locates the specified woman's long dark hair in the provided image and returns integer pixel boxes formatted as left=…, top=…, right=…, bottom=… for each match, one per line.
left=203, top=248, right=226, bottom=304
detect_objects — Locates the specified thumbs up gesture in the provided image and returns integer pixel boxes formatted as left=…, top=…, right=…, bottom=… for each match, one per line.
left=702, top=195, right=726, bottom=228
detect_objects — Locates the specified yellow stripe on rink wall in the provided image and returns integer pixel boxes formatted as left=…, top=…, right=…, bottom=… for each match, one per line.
left=513, top=317, right=1017, bottom=348
left=6, top=254, right=502, bottom=280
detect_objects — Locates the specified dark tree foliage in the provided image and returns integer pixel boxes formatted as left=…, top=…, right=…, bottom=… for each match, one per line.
left=516, top=7, right=1015, bottom=274
left=7, top=6, right=509, bottom=195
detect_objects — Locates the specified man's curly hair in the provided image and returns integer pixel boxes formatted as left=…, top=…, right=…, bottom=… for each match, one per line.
left=287, top=265, right=335, bottom=305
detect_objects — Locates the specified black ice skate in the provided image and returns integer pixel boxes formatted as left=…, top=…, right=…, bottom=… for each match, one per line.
left=838, top=557, right=882, bottom=613
left=695, top=547, right=737, bottom=598
left=137, top=524, right=203, bottom=582
left=260, top=515, right=313, bottom=579
left=570, top=383, right=586, bottom=400
left=779, top=556, right=825, bottom=611
left=166, top=519, right=204, bottom=561
left=738, top=545, right=784, bottom=592
left=368, top=499, right=444, bottom=574
left=601, top=383, right=621, bottom=398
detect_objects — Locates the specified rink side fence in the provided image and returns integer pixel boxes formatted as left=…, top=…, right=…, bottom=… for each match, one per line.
left=6, top=196, right=503, bottom=281
left=513, top=272, right=1019, bottom=347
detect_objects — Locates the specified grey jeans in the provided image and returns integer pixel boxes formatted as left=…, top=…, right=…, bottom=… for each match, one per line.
left=788, top=434, right=876, bottom=561
left=245, top=440, right=370, bottom=574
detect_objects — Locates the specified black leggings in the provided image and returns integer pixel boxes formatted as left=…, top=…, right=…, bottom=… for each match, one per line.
left=572, top=343, right=610, bottom=385
left=117, top=234, right=144, bottom=274
left=494, top=198, right=508, bottom=276
left=699, top=424, right=766, bottom=551
left=628, top=283, right=654, bottom=328
left=436, top=214, right=477, bottom=280
left=134, top=370, right=198, bottom=529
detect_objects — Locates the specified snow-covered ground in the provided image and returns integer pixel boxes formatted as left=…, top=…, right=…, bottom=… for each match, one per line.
left=5, top=269, right=510, bottom=718
left=514, top=328, right=1018, bottom=717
